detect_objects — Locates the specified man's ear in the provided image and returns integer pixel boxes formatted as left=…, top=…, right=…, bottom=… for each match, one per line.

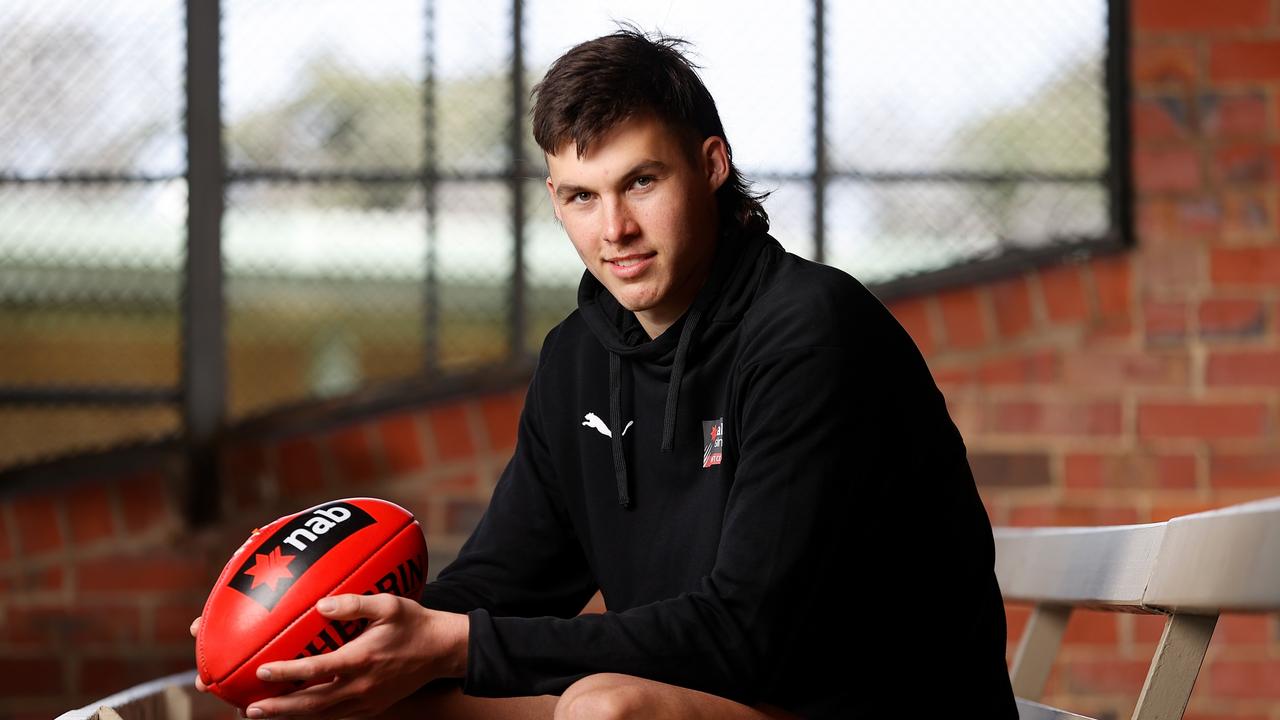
left=701, top=136, right=730, bottom=193
left=545, top=176, right=562, bottom=223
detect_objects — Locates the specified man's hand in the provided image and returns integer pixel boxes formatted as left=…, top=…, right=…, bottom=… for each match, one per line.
left=188, top=594, right=469, bottom=719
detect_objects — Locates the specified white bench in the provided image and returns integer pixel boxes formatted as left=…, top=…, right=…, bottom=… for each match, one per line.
left=995, top=496, right=1280, bottom=720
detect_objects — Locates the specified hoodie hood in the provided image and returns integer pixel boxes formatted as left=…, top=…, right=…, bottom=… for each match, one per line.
left=576, top=228, right=775, bottom=508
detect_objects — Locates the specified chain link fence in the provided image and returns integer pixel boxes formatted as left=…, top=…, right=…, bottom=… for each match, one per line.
left=0, top=0, right=1117, bottom=470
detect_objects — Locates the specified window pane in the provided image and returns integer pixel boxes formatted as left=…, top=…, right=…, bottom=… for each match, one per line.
left=224, top=182, right=426, bottom=417
left=0, top=0, right=185, bottom=176
left=224, top=0, right=426, bottom=172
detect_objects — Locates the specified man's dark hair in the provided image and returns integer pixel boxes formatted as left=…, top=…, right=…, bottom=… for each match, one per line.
left=531, top=28, right=770, bottom=234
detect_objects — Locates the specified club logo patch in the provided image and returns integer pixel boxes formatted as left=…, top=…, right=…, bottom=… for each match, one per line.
left=702, top=418, right=724, bottom=468
left=229, top=501, right=375, bottom=610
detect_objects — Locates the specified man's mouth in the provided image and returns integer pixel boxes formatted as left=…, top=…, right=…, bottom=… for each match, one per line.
left=606, top=253, right=656, bottom=278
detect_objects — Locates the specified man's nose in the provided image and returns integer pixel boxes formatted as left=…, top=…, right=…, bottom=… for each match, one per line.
left=601, top=198, right=638, bottom=243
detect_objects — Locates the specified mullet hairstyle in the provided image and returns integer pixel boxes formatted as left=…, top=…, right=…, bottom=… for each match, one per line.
left=531, top=28, right=770, bottom=235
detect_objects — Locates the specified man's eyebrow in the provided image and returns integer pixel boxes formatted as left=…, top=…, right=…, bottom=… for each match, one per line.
left=553, top=160, right=670, bottom=202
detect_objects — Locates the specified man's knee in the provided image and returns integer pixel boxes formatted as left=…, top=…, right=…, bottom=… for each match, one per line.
left=555, top=673, right=650, bottom=720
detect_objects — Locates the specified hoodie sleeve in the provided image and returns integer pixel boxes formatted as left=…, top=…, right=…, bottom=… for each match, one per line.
left=461, top=344, right=874, bottom=703
left=418, top=332, right=599, bottom=622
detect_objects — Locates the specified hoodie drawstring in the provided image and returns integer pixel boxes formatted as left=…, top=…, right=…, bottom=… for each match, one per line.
left=661, top=307, right=701, bottom=452
left=608, top=306, right=703, bottom=508
left=609, top=351, right=630, bottom=508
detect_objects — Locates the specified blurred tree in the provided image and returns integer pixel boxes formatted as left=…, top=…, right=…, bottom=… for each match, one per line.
left=226, top=55, right=509, bottom=209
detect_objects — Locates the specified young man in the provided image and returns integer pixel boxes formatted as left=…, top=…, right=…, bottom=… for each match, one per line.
left=195, top=30, right=1018, bottom=719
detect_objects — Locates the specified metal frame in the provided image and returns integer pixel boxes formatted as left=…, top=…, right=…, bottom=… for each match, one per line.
left=0, top=1, right=1133, bottom=512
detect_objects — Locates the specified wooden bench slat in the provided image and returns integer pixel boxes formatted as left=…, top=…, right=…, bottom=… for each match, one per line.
left=994, top=522, right=1166, bottom=608
left=1142, top=496, right=1280, bottom=613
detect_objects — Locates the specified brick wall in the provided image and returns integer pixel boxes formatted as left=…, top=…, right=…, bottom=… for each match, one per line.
left=890, top=1, right=1280, bottom=717
left=3, top=2, right=1280, bottom=718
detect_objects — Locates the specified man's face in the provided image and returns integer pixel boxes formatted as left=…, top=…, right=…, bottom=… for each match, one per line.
left=545, top=115, right=729, bottom=337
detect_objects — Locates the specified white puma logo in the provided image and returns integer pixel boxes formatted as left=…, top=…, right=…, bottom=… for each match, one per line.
left=582, top=412, right=633, bottom=438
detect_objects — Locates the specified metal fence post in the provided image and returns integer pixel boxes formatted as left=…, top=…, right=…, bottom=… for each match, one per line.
left=183, top=0, right=225, bottom=525
left=509, top=0, right=527, bottom=364
left=812, top=0, right=827, bottom=265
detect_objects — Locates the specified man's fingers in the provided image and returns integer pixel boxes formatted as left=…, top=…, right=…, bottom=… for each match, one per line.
left=314, top=592, right=401, bottom=621
left=245, top=676, right=351, bottom=719
left=189, top=616, right=202, bottom=638
left=256, top=651, right=345, bottom=684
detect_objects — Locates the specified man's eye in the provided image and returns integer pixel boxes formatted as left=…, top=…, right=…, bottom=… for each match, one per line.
left=633, top=176, right=654, bottom=189
left=573, top=192, right=592, bottom=203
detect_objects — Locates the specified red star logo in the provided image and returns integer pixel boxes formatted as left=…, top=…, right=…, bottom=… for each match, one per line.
left=243, top=546, right=296, bottom=591
left=710, top=425, right=718, bottom=441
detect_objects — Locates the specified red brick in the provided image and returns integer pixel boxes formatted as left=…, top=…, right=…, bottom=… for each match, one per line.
left=1211, top=40, right=1280, bottom=83
left=1063, top=454, right=1106, bottom=489
left=990, top=276, right=1035, bottom=339
left=887, top=297, right=935, bottom=357
left=1140, top=241, right=1203, bottom=296
left=1133, top=97, right=1190, bottom=143
left=932, top=365, right=975, bottom=388
left=1151, top=500, right=1227, bottom=522
left=1209, top=659, right=1280, bottom=698
left=0, top=657, right=63, bottom=697
left=1223, top=188, right=1275, bottom=237
left=430, top=470, right=480, bottom=495
left=6, top=603, right=141, bottom=645
left=968, top=452, right=1051, bottom=488
left=153, top=601, right=206, bottom=644
left=1138, top=401, right=1269, bottom=439
left=1090, top=256, right=1131, bottom=318
left=1203, top=93, right=1269, bottom=140
left=1156, top=453, right=1199, bottom=490
left=78, top=656, right=165, bottom=697
left=117, top=471, right=172, bottom=535
left=276, top=437, right=325, bottom=494
left=77, top=553, right=209, bottom=594
left=0, top=507, right=11, bottom=562
left=12, top=493, right=63, bottom=556
left=1133, top=43, right=1199, bottom=86
left=1135, top=0, right=1270, bottom=31
left=1212, top=613, right=1273, bottom=644
left=1211, top=246, right=1280, bottom=286
left=1212, top=144, right=1273, bottom=185
left=1134, top=146, right=1202, bottom=193
left=1211, top=451, right=1280, bottom=488
left=1064, top=658, right=1152, bottom=694
left=428, top=403, right=476, bottom=463
left=1062, top=351, right=1189, bottom=388
left=1206, top=350, right=1280, bottom=386
left=19, top=563, right=65, bottom=592
left=480, top=390, right=524, bottom=454
left=378, top=413, right=426, bottom=476
left=64, top=484, right=116, bottom=546
left=974, top=351, right=1058, bottom=385
left=1199, top=298, right=1267, bottom=338
left=1142, top=300, right=1188, bottom=343
left=327, top=425, right=378, bottom=485
left=1063, top=610, right=1120, bottom=646
left=1010, top=504, right=1141, bottom=527
left=224, top=444, right=267, bottom=509
left=1039, top=265, right=1089, bottom=325
left=935, top=288, right=988, bottom=349
left=1063, top=452, right=1197, bottom=491
left=984, top=400, right=1123, bottom=437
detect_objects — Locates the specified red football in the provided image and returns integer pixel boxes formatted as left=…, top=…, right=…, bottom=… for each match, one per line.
left=196, top=497, right=428, bottom=708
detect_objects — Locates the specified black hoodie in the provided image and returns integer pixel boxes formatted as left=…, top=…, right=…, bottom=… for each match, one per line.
left=420, top=229, right=1018, bottom=718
